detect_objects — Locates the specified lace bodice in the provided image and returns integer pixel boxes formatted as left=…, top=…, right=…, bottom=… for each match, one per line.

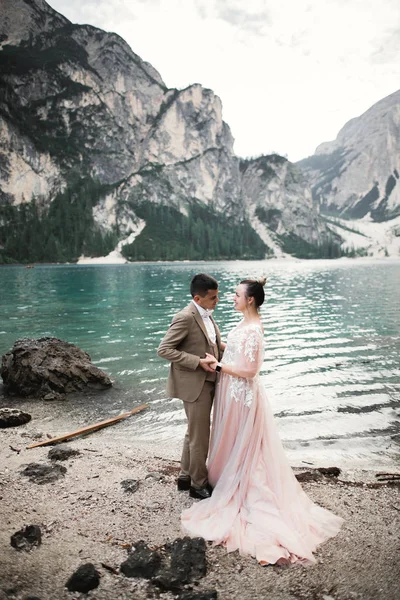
left=220, top=322, right=264, bottom=408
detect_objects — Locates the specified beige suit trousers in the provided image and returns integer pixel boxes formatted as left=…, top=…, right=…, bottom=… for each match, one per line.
left=180, top=381, right=215, bottom=489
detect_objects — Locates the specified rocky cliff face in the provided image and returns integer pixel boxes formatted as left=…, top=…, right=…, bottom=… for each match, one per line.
left=240, top=154, right=330, bottom=256
left=297, top=90, right=400, bottom=222
left=0, top=0, right=332, bottom=262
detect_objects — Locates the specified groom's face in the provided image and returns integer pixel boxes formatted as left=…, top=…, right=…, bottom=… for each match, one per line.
left=195, top=288, right=219, bottom=311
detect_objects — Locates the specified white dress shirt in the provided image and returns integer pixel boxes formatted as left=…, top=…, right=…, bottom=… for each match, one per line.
left=192, top=300, right=216, bottom=344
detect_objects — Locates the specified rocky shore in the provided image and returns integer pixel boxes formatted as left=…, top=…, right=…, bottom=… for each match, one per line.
left=1, top=397, right=399, bottom=600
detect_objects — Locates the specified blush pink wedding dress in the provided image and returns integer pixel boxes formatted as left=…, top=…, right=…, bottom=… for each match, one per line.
left=181, top=322, right=343, bottom=565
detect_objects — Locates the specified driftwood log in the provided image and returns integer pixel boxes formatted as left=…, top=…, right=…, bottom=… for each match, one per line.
left=26, top=405, right=148, bottom=449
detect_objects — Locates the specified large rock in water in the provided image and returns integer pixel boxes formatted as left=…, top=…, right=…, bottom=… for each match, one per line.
left=0, top=337, right=112, bottom=397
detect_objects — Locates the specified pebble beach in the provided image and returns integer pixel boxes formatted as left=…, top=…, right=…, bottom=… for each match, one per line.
left=1, top=397, right=400, bottom=600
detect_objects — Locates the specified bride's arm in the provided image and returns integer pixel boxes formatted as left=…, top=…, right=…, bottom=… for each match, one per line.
left=213, top=361, right=258, bottom=379
left=206, top=329, right=262, bottom=379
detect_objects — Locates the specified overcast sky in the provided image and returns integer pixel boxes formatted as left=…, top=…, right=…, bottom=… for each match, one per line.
left=47, top=0, right=400, bottom=162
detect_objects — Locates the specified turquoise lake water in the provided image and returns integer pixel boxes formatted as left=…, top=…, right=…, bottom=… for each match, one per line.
left=1, top=259, right=399, bottom=467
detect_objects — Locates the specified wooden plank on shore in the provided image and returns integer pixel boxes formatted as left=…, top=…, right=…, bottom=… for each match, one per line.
left=26, top=404, right=148, bottom=449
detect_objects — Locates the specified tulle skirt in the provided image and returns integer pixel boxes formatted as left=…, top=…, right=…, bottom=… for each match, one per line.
left=181, top=374, right=343, bottom=565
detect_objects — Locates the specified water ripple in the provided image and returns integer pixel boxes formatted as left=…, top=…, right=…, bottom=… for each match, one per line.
left=1, top=259, right=399, bottom=467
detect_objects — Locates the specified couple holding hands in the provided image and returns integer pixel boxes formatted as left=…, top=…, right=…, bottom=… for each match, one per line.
left=158, top=273, right=342, bottom=566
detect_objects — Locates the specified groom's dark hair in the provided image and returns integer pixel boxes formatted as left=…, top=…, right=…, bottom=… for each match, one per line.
left=190, top=273, right=218, bottom=297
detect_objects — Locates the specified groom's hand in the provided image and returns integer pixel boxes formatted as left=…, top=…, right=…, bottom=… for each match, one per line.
left=203, top=353, right=218, bottom=372
left=199, top=356, right=215, bottom=372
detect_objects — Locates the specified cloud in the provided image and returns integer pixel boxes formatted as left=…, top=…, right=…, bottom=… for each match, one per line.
left=193, top=0, right=271, bottom=32
left=50, top=0, right=130, bottom=29
left=369, top=25, right=400, bottom=64
left=194, top=1, right=208, bottom=20
left=214, top=0, right=271, bottom=35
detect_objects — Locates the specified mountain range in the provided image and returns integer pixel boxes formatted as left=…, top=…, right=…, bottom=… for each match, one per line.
left=0, top=0, right=399, bottom=263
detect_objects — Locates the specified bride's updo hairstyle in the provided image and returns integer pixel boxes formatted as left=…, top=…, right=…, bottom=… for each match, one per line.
left=240, top=276, right=267, bottom=309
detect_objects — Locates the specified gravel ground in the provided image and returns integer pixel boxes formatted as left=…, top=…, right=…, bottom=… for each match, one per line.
left=1, top=399, right=400, bottom=600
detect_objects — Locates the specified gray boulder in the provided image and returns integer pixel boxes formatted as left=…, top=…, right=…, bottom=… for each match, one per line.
left=1, top=337, right=112, bottom=397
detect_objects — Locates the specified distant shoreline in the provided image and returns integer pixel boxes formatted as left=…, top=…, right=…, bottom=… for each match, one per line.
left=2, top=255, right=400, bottom=268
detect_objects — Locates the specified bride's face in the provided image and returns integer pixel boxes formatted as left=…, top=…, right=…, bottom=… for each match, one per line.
left=233, top=284, right=248, bottom=312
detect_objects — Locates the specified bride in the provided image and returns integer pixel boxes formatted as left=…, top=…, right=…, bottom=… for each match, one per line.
left=181, top=277, right=343, bottom=565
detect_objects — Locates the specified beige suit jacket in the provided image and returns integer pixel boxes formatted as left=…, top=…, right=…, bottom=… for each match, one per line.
left=157, top=303, right=223, bottom=403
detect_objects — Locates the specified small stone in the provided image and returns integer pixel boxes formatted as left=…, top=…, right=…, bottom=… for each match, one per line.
left=43, top=392, right=66, bottom=401
left=152, top=570, right=184, bottom=592
left=145, top=472, right=164, bottom=482
left=170, top=537, right=207, bottom=581
left=20, top=462, right=67, bottom=484
left=11, top=525, right=42, bottom=551
left=120, top=541, right=162, bottom=579
left=0, top=408, right=31, bottom=428
left=21, top=432, right=43, bottom=440
left=295, top=471, right=321, bottom=482
left=178, top=591, right=218, bottom=600
left=121, top=479, right=139, bottom=494
left=154, top=536, right=207, bottom=590
left=48, top=445, right=80, bottom=461
left=317, top=467, right=341, bottom=478
left=66, top=563, right=100, bottom=593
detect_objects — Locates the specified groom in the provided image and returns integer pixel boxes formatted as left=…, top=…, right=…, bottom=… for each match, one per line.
left=157, top=273, right=223, bottom=500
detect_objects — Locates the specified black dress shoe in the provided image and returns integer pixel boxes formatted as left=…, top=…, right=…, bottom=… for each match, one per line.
left=177, top=477, right=191, bottom=491
left=189, top=486, right=211, bottom=500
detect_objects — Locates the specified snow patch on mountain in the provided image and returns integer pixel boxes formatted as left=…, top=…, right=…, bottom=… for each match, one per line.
left=326, top=216, right=400, bottom=257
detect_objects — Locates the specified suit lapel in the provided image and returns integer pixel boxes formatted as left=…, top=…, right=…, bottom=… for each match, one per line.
left=188, top=303, right=210, bottom=342
left=193, top=309, right=210, bottom=341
